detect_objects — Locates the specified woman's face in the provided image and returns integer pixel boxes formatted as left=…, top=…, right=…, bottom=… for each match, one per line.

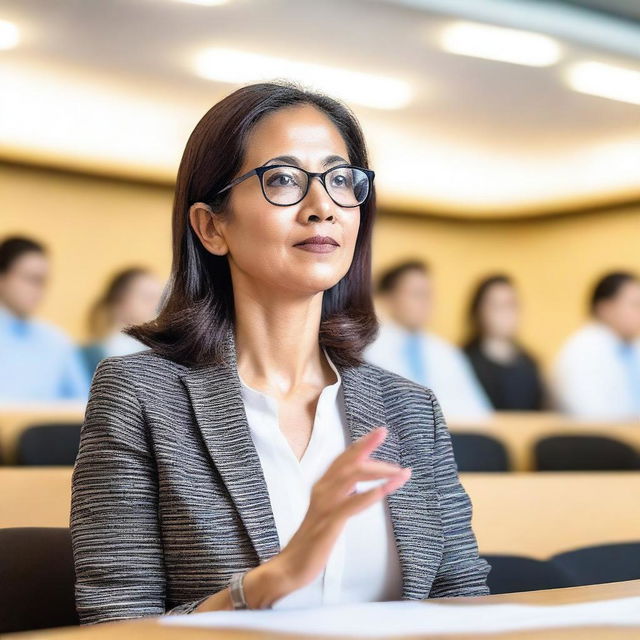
left=191, top=104, right=361, bottom=298
left=115, top=273, right=163, bottom=327
left=478, top=282, right=520, bottom=340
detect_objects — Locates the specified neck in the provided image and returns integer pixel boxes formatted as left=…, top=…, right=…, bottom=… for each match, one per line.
left=233, top=282, right=334, bottom=397
left=481, top=336, right=517, bottom=363
left=387, top=314, right=423, bottom=333
left=0, top=301, right=27, bottom=320
left=596, top=319, right=634, bottom=344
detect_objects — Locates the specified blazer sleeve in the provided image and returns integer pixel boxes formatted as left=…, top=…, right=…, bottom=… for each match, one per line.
left=70, top=357, right=213, bottom=625
left=427, top=388, right=492, bottom=597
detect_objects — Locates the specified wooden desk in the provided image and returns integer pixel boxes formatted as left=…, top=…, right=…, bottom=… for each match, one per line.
left=0, top=404, right=85, bottom=464
left=3, top=468, right=639, bottom=562
left=7, top=580, right=640, bottom=639
left=0, top=467, right=73, bottom=528
left=450, top=411, right=640, bottom=471
left=461, top=471, right=640, bottom=558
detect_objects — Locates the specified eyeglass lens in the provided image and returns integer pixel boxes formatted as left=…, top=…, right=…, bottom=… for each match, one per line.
left=262, top=166, right=370, bottom=207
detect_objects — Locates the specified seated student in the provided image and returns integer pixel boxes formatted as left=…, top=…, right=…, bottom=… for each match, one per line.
left=463, top=274, right=545, bottom=411
left=0, top=235, right=89, bottom=403
left=364, top=260, right=492, bottom=421
left=553, top=271, right=640, bottom=420
left=80, top=267, right=162, bottom=378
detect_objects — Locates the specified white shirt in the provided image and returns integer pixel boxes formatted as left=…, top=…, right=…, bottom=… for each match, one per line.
left=364, top=320, right=492, bottom=422
left=237, top=347, right=403, bottom=609
left=552, top=321, right=640, bottom=420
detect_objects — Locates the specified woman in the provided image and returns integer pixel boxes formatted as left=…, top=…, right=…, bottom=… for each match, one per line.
left=80, top=267, right=163, bottom=378
left=70, top=82, right=491, bottom=625
left=463, top=274, right=545, bottom=411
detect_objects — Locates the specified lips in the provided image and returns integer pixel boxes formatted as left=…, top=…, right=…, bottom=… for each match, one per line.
left=294, top=235, right=339, bottom=246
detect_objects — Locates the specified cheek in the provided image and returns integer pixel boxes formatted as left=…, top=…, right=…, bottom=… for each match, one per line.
left=226, top=203, right=293, bottom=270
left=341, top=212, right=361, bottom=254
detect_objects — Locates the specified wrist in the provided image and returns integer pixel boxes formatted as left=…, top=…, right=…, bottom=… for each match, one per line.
left=242, top=554, right=300, bottom=609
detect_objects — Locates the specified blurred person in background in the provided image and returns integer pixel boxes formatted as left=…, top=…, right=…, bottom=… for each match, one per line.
left=364, top=259, right=492, bottom=421
left=0, top=235, right=89, bottom=403
left=553, top=271, right=640, bottom=420
left=463, top=274, right=545, bottom=411
left=80, top=267, right=162, bottom=378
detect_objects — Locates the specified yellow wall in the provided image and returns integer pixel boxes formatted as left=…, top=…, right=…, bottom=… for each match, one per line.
left=1, top=162, right=173, bottom=340
left=2, top=162, right=639, bottom=371
left=373, top=207, right=640, bottom=371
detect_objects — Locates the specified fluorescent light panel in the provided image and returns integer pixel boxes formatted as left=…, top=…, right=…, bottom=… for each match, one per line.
left=439, top=21, right=562, bottom=67
left=566, top=61, right=640, bottom=106
left=174, top=0, right=229, bottom=5
left=0, top=19, right=20, bottom=50
left=194, top=47, right=412, bottom=110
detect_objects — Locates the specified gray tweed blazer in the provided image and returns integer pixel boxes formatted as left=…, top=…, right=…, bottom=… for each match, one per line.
left=70, top=326, right=491, bottom=625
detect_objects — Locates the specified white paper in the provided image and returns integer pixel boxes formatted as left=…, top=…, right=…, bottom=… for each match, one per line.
left=160, top=595, right=640, bottom=636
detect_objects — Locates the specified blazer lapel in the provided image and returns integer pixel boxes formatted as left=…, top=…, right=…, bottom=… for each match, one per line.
left=341, top=363, right=442, bottom=600
left=180, top=325, right=440, bottom=599
left=179, top=327, right=281, bottom=565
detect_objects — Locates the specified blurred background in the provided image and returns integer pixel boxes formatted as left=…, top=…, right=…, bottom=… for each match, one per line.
left=1, top=0, right=640, bottom=632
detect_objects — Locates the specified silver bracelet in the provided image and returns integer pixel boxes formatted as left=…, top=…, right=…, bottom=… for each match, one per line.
left=229, top=571, right=250, bottom=609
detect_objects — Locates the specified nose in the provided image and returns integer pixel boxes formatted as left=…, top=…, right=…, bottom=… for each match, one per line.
left=298, top=176, right=336, bottom=222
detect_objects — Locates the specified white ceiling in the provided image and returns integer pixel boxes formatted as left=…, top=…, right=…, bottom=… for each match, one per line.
left=0, top=0, right=639, bottom=218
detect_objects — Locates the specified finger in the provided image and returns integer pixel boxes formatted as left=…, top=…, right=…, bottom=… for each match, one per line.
left=345, top=426, right=389, bottom=463
left=326, top=460, right=406, bottom=495
left=324, top=427, right=387, bottom=478
left=338, top=468, right=412, bottom=518
left=343, top=467, right=409, bottom=497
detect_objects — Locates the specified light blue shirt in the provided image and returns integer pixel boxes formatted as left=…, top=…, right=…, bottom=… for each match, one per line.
left=0, top=304, right=89, bottom=403
left=618, top=341, right=640, bottom=415
left=404, top=330, right=428, bottom=387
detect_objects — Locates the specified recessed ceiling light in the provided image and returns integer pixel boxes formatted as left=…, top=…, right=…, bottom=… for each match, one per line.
left=566, top=61, right=640, bottom=106
left=193, top=48, right=412, bottom=110
left=0, top=19, right=20, bottom=50
left=439, top=21, right=562, bottom=67
left=175, top=0, right=229, bottom=5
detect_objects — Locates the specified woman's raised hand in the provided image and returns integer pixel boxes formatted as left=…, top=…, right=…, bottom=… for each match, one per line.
left=276, top=425, right=411, bottom=591
left=197, top=426, right=412, bottom=612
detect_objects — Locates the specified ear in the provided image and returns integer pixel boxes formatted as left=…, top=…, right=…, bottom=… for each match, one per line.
left=189, top=202, right=229, bottom=256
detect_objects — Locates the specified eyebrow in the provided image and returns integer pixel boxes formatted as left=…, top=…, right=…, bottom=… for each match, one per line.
left=261, top=154, right=349, bottom=168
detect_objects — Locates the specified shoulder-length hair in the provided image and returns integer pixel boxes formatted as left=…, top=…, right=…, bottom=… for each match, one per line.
left=126, top=81, right=378, bottom=369
left=463, top=274, right=513, bottom=349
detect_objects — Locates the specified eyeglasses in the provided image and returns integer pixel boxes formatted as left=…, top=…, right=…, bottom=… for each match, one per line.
left=214, top=164, right=375, bottom=208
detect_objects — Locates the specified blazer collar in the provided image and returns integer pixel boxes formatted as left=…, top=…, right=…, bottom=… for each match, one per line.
left=178, top=325, right=437, bottom=599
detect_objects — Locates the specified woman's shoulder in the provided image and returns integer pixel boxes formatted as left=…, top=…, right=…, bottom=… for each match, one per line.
left=93, top=348, right=189, bottom=385
left=358, top=360, right=436, bottom=410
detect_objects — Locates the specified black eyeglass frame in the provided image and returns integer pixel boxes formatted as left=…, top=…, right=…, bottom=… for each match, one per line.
left=214, top=164, right=375, bottom=208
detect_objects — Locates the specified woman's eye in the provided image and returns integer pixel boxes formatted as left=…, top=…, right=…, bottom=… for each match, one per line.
left=331, top=174, right=351, bottom=189
left=267, top=172, right=298, bottom=187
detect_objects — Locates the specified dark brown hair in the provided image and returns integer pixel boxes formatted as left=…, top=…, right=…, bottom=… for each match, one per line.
left=590, top=271, right=638, bottom=315
left=88, top=267, right=152, bottom=340
left=464, top=274, right=513, bottom=349
left=375, top=259, right=429, bottom=295
left=0, top=236, right=46, bottom=274
left=126, top=81, right=378, bottom=368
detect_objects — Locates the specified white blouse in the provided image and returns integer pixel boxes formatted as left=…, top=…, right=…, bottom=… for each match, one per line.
left=237, top=346, right=403, bottom=609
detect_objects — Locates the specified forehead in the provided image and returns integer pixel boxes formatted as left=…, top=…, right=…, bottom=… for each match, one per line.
left=487, top=282, right=515, bottom=298
left=618, top=280, right=640, bottom=299
left=243, top=104, right=350, bottom=166
left=398, top=269, right=430, bottom=289
left=14, top=251, right=48, bottom=272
